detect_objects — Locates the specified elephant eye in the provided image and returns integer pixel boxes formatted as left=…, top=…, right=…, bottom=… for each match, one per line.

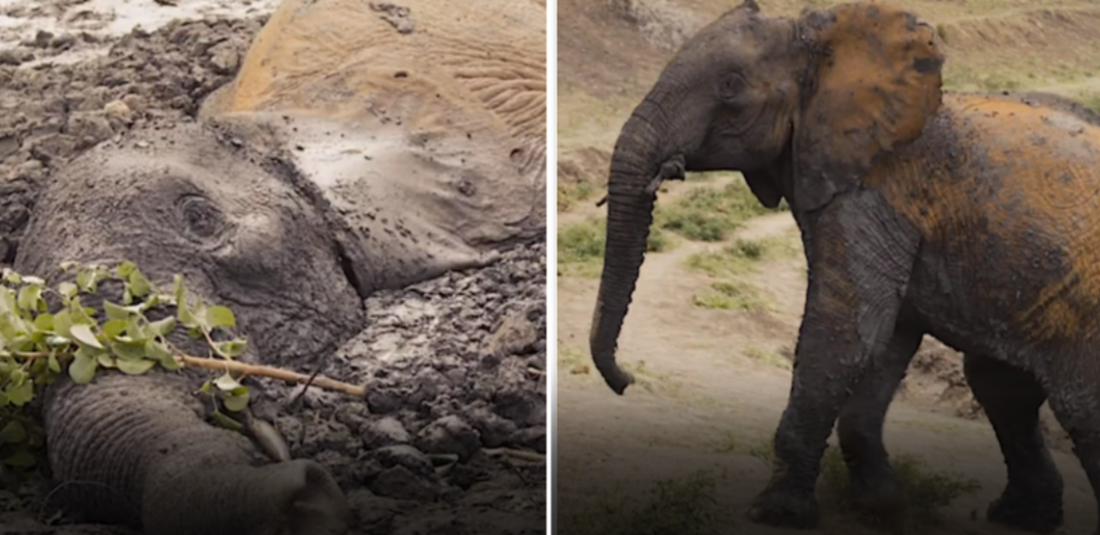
left=176, top=194, right=229, bottom=240
left=719, top=73, right=746, bottom=102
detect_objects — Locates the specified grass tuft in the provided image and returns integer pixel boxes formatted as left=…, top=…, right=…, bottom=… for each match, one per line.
left=654, top=180, right=771, bottom=242
left=557, top=218, right=676, bottom=278
left=692, top=281, right=767, bottom=311
left=562, top=471, right=720, bottom=535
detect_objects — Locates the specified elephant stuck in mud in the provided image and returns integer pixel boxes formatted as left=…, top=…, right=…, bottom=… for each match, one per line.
left=4, top=0, right=546, bottom=534
left=590, top=0, right=1100, bottom=533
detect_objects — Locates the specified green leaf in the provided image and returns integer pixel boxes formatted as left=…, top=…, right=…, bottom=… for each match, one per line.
left=2, top=269, right=20, bottom=285
left=210, top=411, right=244, bottom=432
left=146, top=340, right=179, bottom=371
left=96, top=354, right=116, bottom=368
left=57, top=282, right=77, bottom=301
left=33, top=313, right=54, bottom=332
left=102, top=319, right=129, bottom=340
left=5, top=382, right=32, bottom=407
left=205, top=306, right=236, bottom=328
left=178, top=300, right=197, bottom=328
left=115, top=261, right=136, bottom=279
left=214, top=339, right=247, bottom=358
left=222, top=388, right=250, bottom=412
left=111, top=340, right=147, bottom=361
left=71, top=352, right=98, bottom=384
left=103, top=301, right=130, bottom=321
left=128, top=269, right=152, bottom=298
left=47, top=350, right=60, bottom=373
left=22, top=276, right=44, bottom=285
left=69, top=324, right=103, bottom=349
left=75, top=270, right=96, bottom=293
left=16, top=285, right=41, bottom=312
left=149, top=317, right=177, bottom=337
left=52, top=310, right=72, bottom=339
left=213, top=373, right=241, bottom=391
left=0, top=421, right=26, bottom=444
left=117, top=358, right=156, bottom=375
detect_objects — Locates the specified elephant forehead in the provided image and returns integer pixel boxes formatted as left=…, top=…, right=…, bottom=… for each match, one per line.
left=203, top=0, right=546, bottom=144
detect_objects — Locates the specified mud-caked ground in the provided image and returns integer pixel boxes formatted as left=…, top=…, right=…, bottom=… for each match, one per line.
left=0, top=14, right=546, bottom=535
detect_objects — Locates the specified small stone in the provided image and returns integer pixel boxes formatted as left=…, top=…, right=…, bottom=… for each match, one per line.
left=0, top=51, right=22, bottom=66
left=32, top=30, right=53, bottom=48
left=467, top=407, right=518, bottom=448
left=66, top=112, right=114, bottom=149
left=370, top=465, right=436, bottom=501
left=50, top=34, right=76, bottom=50
left=370, top=444, right=434, bottom=477
left=104, top=100, right=134, bottom=126
left=208, top=42, right=239, bottom=74
left=28, top=134, right=77, bottom=166
left=483, top=308, right=538, bottom=357
left=362, top=417, right=411, bottom=449
left=121, top=94, right=147, bottom=114
left=508, top=426, right=546, bottom=453
left=415, top=415, right=481, bottom=462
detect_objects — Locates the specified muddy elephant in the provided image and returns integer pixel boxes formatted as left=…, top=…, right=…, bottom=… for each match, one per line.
left=7, top=0, right=545, bottom=534
left=589, top=1, right=1100, bottom=533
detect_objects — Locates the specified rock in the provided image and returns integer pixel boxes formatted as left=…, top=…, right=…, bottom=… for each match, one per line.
left=508, top=426, right=546, bottom=454
left=0, top=51, right=22, bottom=67
left=66, top=112, right=114, bottom=149
left=483, top=308, right=538, bottom=357
left=347, top=489, right=403, bottom=533
left=121, top=94, right=148, bottom=114
left=416, top=415, right=481, bottom=462
left=208, top=42, right=240, bottom=74
left=28, top=134, right=77, bottom=166
left=50, top=34, right=77, bottom=50
left=370, top=465, right=436, bottom=501
left=31, top=30, right=53, bottom=48
left=362, top=416, right=411, bottom=449
left=371, top=444, right=434, bottom=477
left=467, top=407, right=517, bottom=448
left=104, top=100, right=134, bottom=126
left=0, top=135, right=20, bottom=161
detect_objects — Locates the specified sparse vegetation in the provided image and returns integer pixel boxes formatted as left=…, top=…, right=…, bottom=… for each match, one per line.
left=558, top=180, right=598, bottom=212
left=685, top=236, right=798, bottom=278
left=744, top=347, right=791, bottom=370
left=692, top=281, right=767, bottom=311
left=561, top=471, right=720, bottom=535
left=653, top=180, right=771, bottom=242
left=747, top=439, right=980, bottom=530
left=558, top=218, right=676, bottom=278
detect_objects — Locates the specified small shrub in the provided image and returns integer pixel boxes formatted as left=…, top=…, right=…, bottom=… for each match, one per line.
left=692, top=281, right=766, bottom=311
left=557, top=219, right=605, bottom=278
left=745, top=347, right=791, bottom=370
left=558, top=181, right=598, bottom=212
left=562, top=471, right=720, bottom=535
left=654, top=180, right=771, bottom=242
left=685, top=237, right=796, bottom=278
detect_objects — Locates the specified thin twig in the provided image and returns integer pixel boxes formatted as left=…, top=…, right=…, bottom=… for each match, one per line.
left=484, top=447, right=546, bottom=463
left=10, top=350, right=367, bottom=398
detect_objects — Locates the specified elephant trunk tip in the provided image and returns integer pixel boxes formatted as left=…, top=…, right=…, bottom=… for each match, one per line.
left=596, top=361, right=635, bottom=395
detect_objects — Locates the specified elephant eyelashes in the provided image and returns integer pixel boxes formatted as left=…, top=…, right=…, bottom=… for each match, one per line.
left=176, top=194, right=229, bottom=240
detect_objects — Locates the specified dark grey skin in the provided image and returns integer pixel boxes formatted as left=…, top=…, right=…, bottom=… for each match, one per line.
left=14, top=120, right=367, bottom=535
left=589, top=1, right=1100, bottom=534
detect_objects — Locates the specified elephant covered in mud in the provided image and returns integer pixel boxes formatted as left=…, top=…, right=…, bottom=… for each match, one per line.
left=589, top=0, right=1100, bottom=533
left=7, top=0, right=545, bottom=534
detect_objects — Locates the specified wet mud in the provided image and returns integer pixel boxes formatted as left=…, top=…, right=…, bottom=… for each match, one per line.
left=0, top=15, right=545, bottom=535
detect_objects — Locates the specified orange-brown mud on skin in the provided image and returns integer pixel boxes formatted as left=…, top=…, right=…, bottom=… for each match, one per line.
left=800, top=2, right=943, bottom=173
left=865, top=92, right=1100, bottom=344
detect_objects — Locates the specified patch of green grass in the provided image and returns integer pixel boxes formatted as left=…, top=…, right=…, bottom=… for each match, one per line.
left=744, top=347, right=791, bottom=370
left=557, top=218, right=677, bottom=278
left=561, top=471, right=720, bottom=535
left=1077, top=91, right=1100, bottom=112
left=558, top=181, right=598, bottom=212
left=748, top=440, right=980, bottom=530
left=685, top=237, right=798, bottom=278
left=558, top=343, right=585, bottom=369
left=692, top=281, right=767, bottom=311
left=654, top=180, right=771, bottom=242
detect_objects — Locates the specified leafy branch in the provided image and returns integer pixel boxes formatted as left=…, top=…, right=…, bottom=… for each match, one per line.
left=0, top=261, right=364, bottom=473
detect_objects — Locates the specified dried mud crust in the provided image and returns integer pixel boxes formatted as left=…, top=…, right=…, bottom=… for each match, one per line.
left=0, top=16, right=265, bottom=263
left=0, top=15, right=546, bottom=535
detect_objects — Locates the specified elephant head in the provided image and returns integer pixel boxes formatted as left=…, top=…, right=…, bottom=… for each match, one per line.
left=590, top=0, right=944, bottom=393
left=13, top=120, right=364, bottom=535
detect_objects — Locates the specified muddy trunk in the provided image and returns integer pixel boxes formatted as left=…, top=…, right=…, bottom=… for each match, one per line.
left=589, top=104, right=669, bottom=394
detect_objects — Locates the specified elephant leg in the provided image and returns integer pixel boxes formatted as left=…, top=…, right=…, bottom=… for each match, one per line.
left=836, top=325, right=923, bottom=521
left=44, top=373, right=352, bottom=535
left=747, top=191, right=919, bottom=529
left=964, top=354, right=1062, bottom=534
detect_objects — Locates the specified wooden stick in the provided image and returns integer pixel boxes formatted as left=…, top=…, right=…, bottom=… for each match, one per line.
left=485, top=447, right=546, bottom=463
left=10, top=350, right=367, bottom=398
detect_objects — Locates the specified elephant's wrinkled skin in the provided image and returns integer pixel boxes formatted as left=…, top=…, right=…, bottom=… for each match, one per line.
left=590, top=1, right=1100, bottom=533
left=9, top=0, right=546, bottom=534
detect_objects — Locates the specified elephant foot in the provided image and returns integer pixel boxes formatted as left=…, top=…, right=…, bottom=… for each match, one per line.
left=747, top=486, right=819, bottom=529
left=986, top=484, right=1063, bottom=534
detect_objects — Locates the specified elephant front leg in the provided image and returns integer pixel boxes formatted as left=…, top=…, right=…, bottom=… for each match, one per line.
left=747, top=191, right=920, bottom=529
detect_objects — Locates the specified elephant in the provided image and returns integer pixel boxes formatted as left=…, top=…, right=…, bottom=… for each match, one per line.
left=588, top=0, right=1100, bottom=533
left=5, top=0, right=546, bottom=533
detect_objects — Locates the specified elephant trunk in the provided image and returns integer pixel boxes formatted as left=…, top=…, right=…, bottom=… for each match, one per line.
left=590, top=101, right=672, bottom=395
left=43, top=373, right=351, bottom=535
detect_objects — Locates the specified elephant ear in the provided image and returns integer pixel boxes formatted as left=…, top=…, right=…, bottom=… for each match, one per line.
left=794, top=2, right=944, bottom=212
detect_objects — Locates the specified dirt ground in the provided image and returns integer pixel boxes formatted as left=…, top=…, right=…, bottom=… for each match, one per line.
left=556, top=0, right=1100, bottom=534
left=0, top=1, right=546, bottom=534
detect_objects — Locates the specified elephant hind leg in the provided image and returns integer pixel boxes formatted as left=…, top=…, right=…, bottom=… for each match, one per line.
left=835, top=325, right=922, bottom=526
left=965, top=354, right=1063, bottom=534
